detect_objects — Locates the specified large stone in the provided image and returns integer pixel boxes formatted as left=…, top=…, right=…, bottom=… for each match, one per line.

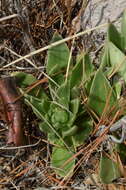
left=82, top=0, right=126, bottom=31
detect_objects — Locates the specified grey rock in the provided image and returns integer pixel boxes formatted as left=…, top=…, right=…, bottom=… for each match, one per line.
left=82, top=0, right=126, bottom=31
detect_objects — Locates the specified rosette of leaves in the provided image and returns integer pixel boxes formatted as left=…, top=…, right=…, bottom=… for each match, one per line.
left=12, top=15, right=126, bottom=180
left=42, top=33, right=93, bottom=177
left=13, top=32, right=93, bottom=177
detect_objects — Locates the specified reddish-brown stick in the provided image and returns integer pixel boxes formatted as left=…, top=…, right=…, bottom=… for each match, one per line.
left=0, top=76, right=25, bottom=146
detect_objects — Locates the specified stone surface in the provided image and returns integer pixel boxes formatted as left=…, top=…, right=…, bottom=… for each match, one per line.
left=82, top=0, right=126, bottom=31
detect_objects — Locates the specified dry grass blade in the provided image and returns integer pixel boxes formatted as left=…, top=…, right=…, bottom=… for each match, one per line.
left=4, top=47, right=38, bottom=69
left=2, top=23, right=108, bottom=68
left=0, top=14, right=18, bottom=22
left=0, top=139, right=41, bottom=150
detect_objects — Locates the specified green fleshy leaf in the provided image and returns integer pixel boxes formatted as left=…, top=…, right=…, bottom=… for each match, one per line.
left=11, top=72, right=37, bottom=87
left=87, top=69, right=117, bottom=116
left=83, top=53, right=94, bottom=81
left=24, top=95, right=50, bottom=118
left=70, top=98, right=80, bottom=115
left=39, top=122, right=52, bottom=133
left=84, top=76, right=94, bottom=97
left=70, top=54, right=84, bottom=88
left=108, top=42, right=126, bottom=80
left=62, top=125, right=78, bottom=138
left=25, top=96, right=65, bottom=145
left=51, top=142, right=75, bottom=177
left=49, top=74, right=65, bottom=100
left=116, top=143, right=126, bottom=162
left=51, top=109, right=69, bottom=124
left=113, top=77, right=122, bottom=99
left=34, top=87, right=49, bottom=100
left=48, top=132, right=59, bottom=144
left=57, top=81, right=70, bottom=108
left=100, top=154, right=121, bottom=184
left=46, top=32, right=70, bottom=95
left=71, top=87, right=80, bottom=99
left=100, top=45, right=110, bottom=69
left=46, top=32, right=70, bottom=75
left=70, top=53, right=94, bottom=88
left=50, top=73, right=64, bottom=87
left=12, top=72, right=49, bottom=98
left=107, top=23, right=123, bottom=50
left=73, top=120, right=93, bottom=146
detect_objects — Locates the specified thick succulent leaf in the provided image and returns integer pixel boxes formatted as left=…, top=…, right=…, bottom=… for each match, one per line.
left=57, top=80, right=70, bottom=108
left=12, top=72, right=37, bottom=87
left=107, top=23, right=123, bottom=50
left=84, top=76, right=94, bottom=97
left=70, top=98, right=80, bottom=115
left=100, top=45, right=110, bottom=69
left=51, top=142, right=75, bottom=177
left=70, top=53, right=94, bottom=88
left=24, top=94, right=50, bottom=118
left=87, top=69, right=117, bottom=116
left=12, top=72, right=49, bottom=98
left=50, top=73, right=64, bottom=87
left=39, top=122, right=52, bottom=133
left=108, top=42, right=126, bottom=80
left=116, top=143, right=126, bottom=162
left=100, top=154, right=121, bottom=184
left=34, top=86, right=49, bottom=100
left=46, top=32, right=70, bottom=75
left=83, top=53, right=95, bottom=80
left=73, top=120, right=93, bottom=146
left=113, top=77, right=122, bottom=99
left=71, top=87, right=80, bottom=100
left=46, top=32, right=70, bottom=95
left=113, top=82, right=122, bottom=99
left=48, top=132, right=59, bottom=144
left=25, top=96, right=66, bottom=145
left=63, top=98, right=80, bottom=127
left=62, top=125, right=78, bottom=138
left=121, top=9, right=126, bottom=50
left=70, top=54, right=84, bottom=88
left=49, top=74, right=65, bottom=100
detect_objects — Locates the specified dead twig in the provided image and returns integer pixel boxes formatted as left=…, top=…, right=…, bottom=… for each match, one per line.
left=0, top=76, right=25, bottom=146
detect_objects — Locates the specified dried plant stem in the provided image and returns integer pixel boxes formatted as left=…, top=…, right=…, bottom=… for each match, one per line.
left=0, top=77, right=25, bottom=146
left=0, top=14, right=18, bottom=22
left=2, top=22, right=108, bottom=69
